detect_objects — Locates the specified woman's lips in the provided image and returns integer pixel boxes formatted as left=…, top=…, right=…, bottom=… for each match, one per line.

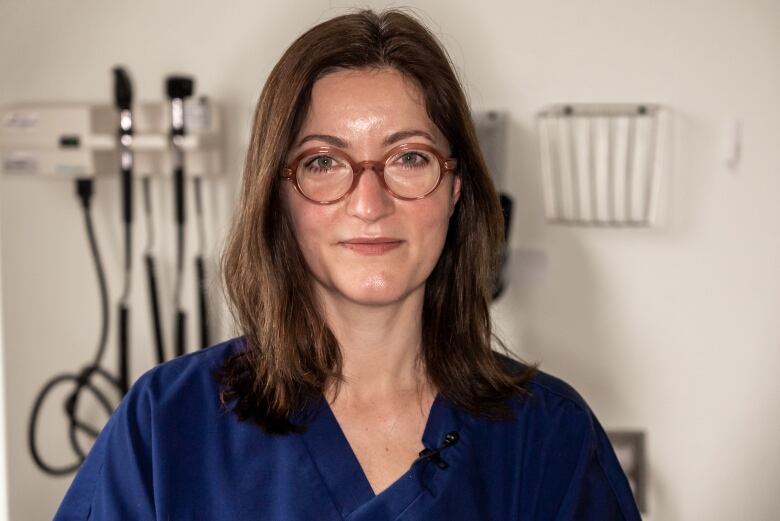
left=340, top=239, right=403, bottom=255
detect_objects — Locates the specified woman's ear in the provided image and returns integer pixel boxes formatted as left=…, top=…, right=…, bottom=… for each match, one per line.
left=449, top=174, right=462, bottom=217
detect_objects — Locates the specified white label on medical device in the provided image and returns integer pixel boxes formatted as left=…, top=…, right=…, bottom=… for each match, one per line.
left=3, top=112, right=38, bottom=129
left=2, top=152, right=38, bottom=174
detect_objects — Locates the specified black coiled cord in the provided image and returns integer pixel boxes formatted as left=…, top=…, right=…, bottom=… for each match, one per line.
left=27, top=178, right=122, bottom=475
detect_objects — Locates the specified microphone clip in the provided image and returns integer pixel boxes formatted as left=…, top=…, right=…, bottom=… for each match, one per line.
left=416, top=431, right=459, bottom=469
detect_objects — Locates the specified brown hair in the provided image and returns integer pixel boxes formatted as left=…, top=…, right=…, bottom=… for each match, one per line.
left=215, top=8, right=538, bottom=434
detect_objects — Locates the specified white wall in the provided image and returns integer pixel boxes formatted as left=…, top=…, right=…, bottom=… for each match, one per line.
left=0, top=200, right=9, bottom=521
left=1, top=1, right=778, bottom=519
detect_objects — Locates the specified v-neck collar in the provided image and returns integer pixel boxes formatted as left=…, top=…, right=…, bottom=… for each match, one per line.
left=296, top=391, right=468, bottom=520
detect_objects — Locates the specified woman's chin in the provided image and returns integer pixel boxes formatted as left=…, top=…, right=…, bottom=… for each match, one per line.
left=318, top=277, right=422, bottom=307
left=341, top=285, right=407, bottom=307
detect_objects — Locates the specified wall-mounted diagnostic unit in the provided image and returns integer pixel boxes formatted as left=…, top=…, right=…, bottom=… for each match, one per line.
left=0, top=68, right=225, bottom=477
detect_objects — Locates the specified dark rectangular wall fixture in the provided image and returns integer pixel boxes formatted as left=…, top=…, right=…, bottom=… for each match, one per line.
left=607, top=429, right=647, bottom=513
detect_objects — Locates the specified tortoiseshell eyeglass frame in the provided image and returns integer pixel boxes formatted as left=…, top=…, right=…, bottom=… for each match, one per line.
left=282, top=142, right=458, bottom=205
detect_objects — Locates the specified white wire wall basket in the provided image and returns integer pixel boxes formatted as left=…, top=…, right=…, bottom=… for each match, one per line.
left=536, top=103, right=663, bottom=227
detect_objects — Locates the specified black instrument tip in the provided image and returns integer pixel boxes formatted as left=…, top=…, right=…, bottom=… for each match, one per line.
left=113, top=67, right=133, bottom=110
left=166, top=76, right=195, bottom=99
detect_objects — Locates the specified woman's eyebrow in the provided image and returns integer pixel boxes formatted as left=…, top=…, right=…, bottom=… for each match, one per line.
left=296, top=134, right=349, bottom=148
left=382, top=129, right=435, bottom=146
left=295, top=129, right=435, bottom=149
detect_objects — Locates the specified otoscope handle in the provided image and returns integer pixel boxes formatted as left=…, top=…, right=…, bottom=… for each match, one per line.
left=115, top=66, right=134, bottom=227
left=118, top=305, right=130, bottom=395
left=174, top=166, right=185, bottom=225
left=145, top=255, right=166, bottom=364
left=121, top=167, right=133, bottom=225
left=175, top=311, right=187, bottom=358
left=196, top=256, right=210, bottom=349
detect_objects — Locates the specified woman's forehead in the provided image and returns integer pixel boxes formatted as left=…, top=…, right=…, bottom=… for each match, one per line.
left=297, top=68, right=445, bottom=148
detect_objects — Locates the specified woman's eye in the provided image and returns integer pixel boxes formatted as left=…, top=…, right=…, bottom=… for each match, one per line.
left=305, top=156, right=338, bottom=172
left=398, top=152, right=429, bottom=167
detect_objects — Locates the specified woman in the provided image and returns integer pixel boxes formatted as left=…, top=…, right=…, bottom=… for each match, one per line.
left=56, top=9, right=641, bottom=521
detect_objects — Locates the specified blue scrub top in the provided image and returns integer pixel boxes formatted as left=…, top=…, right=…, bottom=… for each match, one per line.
left=54, top=337, right=642, bottom=520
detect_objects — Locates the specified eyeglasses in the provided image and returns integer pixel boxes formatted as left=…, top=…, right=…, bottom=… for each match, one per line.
left=282, top=143, right=457, bottom=204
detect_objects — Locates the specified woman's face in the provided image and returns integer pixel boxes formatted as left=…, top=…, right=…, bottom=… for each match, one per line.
left=282, top=67, right=461, bottom=308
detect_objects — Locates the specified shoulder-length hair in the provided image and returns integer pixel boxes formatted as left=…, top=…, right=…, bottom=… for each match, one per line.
left=215, top=8, right=538, bottom=434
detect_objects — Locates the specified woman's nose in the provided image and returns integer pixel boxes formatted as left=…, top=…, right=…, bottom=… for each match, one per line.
left=344, top=164, right=395, bottom=222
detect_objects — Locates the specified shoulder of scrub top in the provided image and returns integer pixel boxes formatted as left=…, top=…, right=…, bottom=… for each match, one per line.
left=124, top=336, right=245, bottom=408
left=492, top=350, right=597, bottom=422
left=491, top=351, right=641, bottom=520
left=493, top=349, right=590, bottom=402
